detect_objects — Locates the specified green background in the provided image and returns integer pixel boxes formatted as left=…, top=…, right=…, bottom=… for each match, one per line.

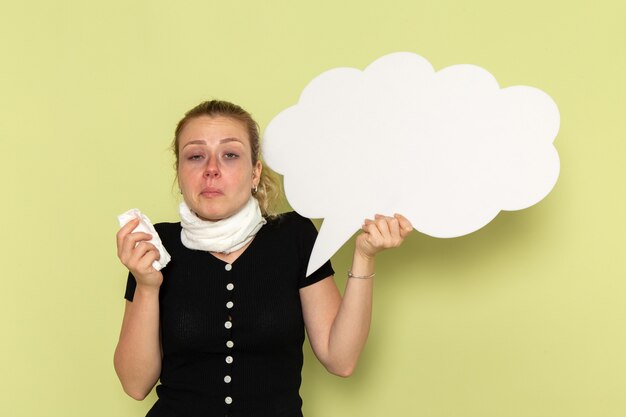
left=1, top=1, right=624, bottom=416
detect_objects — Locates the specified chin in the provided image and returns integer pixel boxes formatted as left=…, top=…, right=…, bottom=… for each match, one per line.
left=196, top=212, right=227, bottom=222
left=196, top=207, right=235, bottom=222
left=191, top=197, right=247, bottom=221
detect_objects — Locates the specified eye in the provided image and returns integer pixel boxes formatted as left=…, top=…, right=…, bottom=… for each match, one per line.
left=224, top=152, right=239, bottom=159
left=187, top=154, right=204, bottom=161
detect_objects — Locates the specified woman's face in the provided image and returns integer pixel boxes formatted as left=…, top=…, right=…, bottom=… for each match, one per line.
left=177, top=115, right=262, bottom=221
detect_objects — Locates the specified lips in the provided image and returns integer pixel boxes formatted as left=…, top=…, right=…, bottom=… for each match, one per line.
left=200, top=187, right=224, bottom=197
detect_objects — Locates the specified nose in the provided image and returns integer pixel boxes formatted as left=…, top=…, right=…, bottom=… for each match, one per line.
left=203, top=157, right=220, bottom=178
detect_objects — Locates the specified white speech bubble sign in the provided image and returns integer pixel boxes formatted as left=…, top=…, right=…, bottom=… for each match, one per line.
left=263, top=52, right=560, bottom=276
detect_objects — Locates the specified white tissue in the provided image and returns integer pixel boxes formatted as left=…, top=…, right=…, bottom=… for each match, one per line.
left=117, top=209, right=171, bottom=271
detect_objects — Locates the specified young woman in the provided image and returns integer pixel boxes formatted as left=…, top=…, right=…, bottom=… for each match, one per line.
left=114, top=100, right=412, bottom=417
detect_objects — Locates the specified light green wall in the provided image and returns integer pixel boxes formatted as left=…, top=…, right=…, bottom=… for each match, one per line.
left=1, top=1, right=624, bottom=416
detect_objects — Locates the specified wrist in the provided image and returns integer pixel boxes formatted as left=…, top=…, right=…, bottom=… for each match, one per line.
left=347, top=270, right=375, bottom=279
left=351, top=249, right=376, bottom=277
left=353, top=249, right=376, bottom=265
left=134, top=283, right=161, bottom=298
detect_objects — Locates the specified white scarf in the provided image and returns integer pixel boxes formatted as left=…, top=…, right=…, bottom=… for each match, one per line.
left=179, top=197, right=266, bottom=254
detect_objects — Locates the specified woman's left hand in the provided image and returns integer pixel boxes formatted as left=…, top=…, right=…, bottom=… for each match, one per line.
left=356, top=214, right=413, bottom=260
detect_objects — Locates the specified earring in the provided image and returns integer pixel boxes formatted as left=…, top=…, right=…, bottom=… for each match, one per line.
left=252, top=185, right=258, bottom=194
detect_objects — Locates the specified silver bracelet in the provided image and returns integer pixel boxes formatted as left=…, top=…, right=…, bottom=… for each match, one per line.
left=347, top=271, right=375, bottom=279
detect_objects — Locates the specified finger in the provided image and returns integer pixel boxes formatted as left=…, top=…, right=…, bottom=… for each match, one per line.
left=375, top=216, right=402, bottom=247
left=373, top=214, right=391, bottom=238
left=388, top=216, right=401, bottom=243
left=135, top=243, right=160, bottom=271
left=119, top=231, right=154, bottom=260
left=122, top=232, right=152, bottom=253
left=116, top=217, right=140, bottom=249
left=127, top=241, right=159, bottom=271
left=363, top=218, right=384, bottom=245
left=394, top=213, right=414, bottom=236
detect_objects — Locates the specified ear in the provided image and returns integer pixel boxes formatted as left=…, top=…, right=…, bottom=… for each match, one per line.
left=252, top=160, right=263, bottom=186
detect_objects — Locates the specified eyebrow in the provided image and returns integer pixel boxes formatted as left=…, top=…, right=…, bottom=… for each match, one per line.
left=182, top=138, right=244, bottom=148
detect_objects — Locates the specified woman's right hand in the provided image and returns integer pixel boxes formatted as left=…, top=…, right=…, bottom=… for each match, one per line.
left=116, top=218, right=163, bottom=289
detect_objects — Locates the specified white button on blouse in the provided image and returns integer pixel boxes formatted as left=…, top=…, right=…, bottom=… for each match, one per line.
left=224, top=263, right=235, bottom=403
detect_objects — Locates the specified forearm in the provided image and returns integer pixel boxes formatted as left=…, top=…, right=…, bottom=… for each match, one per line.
left=114, top=286, right=162, bottom=400
left=325, top=252, right=375, bottom=376
left=305, top=214, right=411, bottom=377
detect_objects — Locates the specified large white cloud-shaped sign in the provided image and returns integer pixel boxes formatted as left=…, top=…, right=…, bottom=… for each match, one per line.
left=263, top=52, right=560, bottom=276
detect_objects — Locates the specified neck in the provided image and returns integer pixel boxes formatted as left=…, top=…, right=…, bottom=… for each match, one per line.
left=179, top=196, right=267, bottom=254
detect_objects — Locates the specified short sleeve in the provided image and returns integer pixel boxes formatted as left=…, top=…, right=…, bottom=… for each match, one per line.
left=295, top=215, right=335, bottom=288
left=124, top=272, right=137, bottom=301
left=301, top=259, right=334, bottom=288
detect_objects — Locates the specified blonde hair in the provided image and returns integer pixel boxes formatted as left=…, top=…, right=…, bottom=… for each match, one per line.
left=172, top=100, right=282, bottom=217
